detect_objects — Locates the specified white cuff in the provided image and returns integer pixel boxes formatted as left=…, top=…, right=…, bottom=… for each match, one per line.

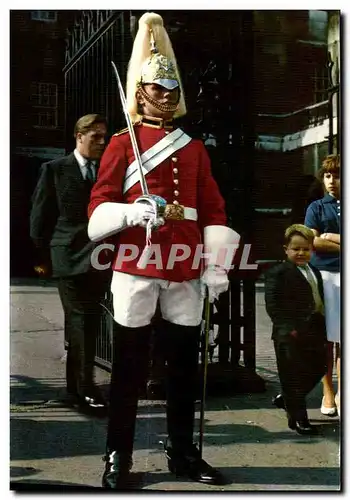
left=88, top=202, right=128, bottom=242
left=203, top=225, right=240, bottom=270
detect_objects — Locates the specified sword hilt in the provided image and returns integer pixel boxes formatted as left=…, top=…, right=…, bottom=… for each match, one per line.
left=135, top=194, right=167, bottom=228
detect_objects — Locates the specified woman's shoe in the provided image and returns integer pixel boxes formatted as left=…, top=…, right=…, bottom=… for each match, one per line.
left=335, top=393, right=340, bottom=418
left=321, top=396, right=337, bottom=417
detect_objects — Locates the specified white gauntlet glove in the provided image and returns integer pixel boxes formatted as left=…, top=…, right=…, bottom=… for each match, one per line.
left=201, top=266, right=229, bottom=303
left=125, top=202, right=158, bottom=228
left=88, top=201, right=164, bottom=242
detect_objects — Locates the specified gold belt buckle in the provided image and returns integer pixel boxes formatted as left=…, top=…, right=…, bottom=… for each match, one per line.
left=164, top=204, right=185, bottom=220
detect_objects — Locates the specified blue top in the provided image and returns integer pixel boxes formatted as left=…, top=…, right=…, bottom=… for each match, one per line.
left=304, top=194, right=340, bottom=272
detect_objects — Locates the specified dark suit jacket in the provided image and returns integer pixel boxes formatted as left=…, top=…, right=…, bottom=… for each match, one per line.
left=30, top=153, right=97, bottom=278
left=264, top=260, right=326, bottom=342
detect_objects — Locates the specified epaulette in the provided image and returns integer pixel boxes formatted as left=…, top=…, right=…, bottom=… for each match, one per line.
left=113, top=127, right=129, bottom=137
left=113, top=121, right=141, bottom=137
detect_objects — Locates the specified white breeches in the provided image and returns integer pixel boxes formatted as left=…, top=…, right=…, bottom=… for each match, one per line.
left=110, top=271, right=204, bottom=328
left=320, top=270, right=340, bottom=343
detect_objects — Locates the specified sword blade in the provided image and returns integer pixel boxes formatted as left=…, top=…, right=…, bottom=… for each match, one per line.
left=199, top=294, right=211, bottom=458
left=111, top=61, right=149, bottom=195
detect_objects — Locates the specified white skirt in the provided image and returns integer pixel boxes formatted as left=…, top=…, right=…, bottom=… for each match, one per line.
left=320, top=270, right=341, bottom=343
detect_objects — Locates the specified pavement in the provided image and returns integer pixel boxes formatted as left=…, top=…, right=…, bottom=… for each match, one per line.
left=10, top=279, right=341, bottom=491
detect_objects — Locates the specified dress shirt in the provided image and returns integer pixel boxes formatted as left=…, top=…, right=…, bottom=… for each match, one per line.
left=297, top=264, right=324, bottom=314
left=74, top=149, right=97, bottom=181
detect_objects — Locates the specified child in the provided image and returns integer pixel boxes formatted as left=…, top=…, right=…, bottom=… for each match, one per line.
left=265, top=224, right=328, bottom=435
left=304, top=154, right=340, bottom=417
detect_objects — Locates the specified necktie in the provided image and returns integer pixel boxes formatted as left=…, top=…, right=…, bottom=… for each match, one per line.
left=85, top=161, right=95, bottom=184
left=304, top=265, right=324, bottom=315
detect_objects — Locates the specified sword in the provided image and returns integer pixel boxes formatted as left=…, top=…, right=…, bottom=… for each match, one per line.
left=111, top=61, right=166, bottom=222
left=199, top=293, right=211, bottom=458
left=111, top=61, right=149, bottom=196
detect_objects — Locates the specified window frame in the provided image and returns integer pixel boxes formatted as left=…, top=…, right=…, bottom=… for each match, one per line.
left=30, top=11, right=57, bottom=23
left=31, top=82, right=58, bottom=129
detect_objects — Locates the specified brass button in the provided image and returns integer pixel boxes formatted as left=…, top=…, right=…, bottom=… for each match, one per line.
left=171, top=157, right=178, bottom=162
left=173, top=200, right=179, bottom=205
left=173, top=168, right=178, bottom=174
left=174, top=190, right=179, bottom=196
left=173, top=179, right=179, bottom=185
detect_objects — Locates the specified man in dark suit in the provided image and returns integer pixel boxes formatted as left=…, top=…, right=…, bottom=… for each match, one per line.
left=264, top=224, right=328, bottom=435
left=30, top=114, right=111, bottom=414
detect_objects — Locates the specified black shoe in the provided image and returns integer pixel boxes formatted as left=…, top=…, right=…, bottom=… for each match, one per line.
left=102, top=451, right=133, bottom=489
left=64, top=386, right=107, bottom=409
left=288, top=416, right=318, bottom=435
left=146, top=379, right=166, bottom=400
left=77, top=389, right=107, bottom=417
left=295, top=420, right=319, bottom=436
left=81, top=393, right=107, bottom=409
left=165, top=442, right=225, bottom=485
left=78, top=398, right=107, bottom=417
left=85, top=385, right=107, bottom=406
left=272, top=394, right=285, bottom=410
left=287, top=415, right=297, bottom=430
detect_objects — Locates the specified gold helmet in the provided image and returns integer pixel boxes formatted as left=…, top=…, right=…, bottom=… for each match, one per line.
left=126, top=12, right=186, bottom=121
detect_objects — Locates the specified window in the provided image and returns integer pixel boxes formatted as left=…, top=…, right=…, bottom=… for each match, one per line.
left=36, top=110, right=58, bottom=128
left=31, top=82, right=58, bottom=129
left=308, top=11, right=328, bottom=42
left=31, top=11, right=57, bottom=22
left=31, top=82, right=57, bottom=107
left=312, top=64, right=329, bottom=104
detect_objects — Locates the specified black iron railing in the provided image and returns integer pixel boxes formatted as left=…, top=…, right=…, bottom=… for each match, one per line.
left=63, top=10, right=132, bottom=151
left=95, top=292, right=114, bottom=370
left=94, top=274, right=265, bottom=396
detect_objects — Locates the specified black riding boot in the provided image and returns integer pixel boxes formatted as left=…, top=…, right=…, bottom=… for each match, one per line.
left=102, top=323, right=151, bottom=489
left=162, top=321, right=225, bottom=485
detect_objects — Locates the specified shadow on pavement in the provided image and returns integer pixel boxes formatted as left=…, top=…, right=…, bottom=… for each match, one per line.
left=143, top=465, right=340, bottom=489
left=11, top=374, right=65, bottom=404
left=201, top=420, right=340, bottom=446
left=11, top=472, right=145, bottom=491
left=11, top=374, right=110, bottom=409
left=11, top=480, right=101, bottom=491
left=10, top=466, right=41, bottom=478
left=11, top=412, right=340, bottom=462
left=10, top=417, right=107, bottom=460
left=220, top=465, right=340, bottom=487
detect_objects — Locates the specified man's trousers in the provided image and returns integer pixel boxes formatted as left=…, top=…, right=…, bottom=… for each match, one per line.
left=274, top=313, right=328, bottom=420
left=57, top=270, right=110, bottom=397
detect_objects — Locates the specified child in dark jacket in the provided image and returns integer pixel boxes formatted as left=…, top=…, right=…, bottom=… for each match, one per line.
left=265, top=224, right=328, bottom=435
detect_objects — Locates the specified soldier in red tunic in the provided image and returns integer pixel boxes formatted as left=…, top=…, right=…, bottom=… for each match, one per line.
left=88, top=12, right=240, bottom=489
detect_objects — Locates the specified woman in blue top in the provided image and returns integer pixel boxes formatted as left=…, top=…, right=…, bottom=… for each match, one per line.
left=304, top=154, right=340, bottom=417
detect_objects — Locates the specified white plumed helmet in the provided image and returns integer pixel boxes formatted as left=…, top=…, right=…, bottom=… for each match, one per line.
left=126, top=12, right=187, bottom=121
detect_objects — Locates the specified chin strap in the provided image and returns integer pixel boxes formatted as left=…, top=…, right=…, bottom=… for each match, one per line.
left=137, top=83, right=179, bottom=113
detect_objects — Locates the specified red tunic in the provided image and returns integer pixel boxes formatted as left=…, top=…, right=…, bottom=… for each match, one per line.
left=88, top=123, right=227, bottom=282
